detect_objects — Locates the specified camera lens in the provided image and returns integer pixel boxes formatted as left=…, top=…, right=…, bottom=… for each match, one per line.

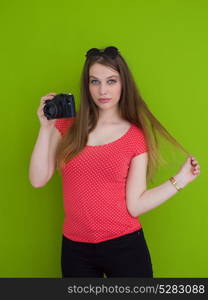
left=43, top=93, right=76, bottom=120
left=44, top=103, right=58, bottom=118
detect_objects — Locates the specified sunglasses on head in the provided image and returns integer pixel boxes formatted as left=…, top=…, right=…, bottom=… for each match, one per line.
left=85, top=46, right=120, bottom=59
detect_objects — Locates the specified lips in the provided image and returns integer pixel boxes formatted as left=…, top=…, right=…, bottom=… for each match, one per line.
left=98, top=98, right=111, bottom=103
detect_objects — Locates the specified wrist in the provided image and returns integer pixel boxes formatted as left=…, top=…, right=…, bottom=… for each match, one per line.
left=173, top=174, right=187, bottom=189
left=40, top=125, right=54, bottom=132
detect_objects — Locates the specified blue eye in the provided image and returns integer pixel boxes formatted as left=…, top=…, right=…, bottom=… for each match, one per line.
left=90, top=79, right=117, bottom=84
left=108, top=80, right=116, bottom=84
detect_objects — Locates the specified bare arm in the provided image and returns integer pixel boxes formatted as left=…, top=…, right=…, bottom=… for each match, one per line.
left=130, top=174, right=185, bottom=217
left=28, top=92, right=61, bottom=187
left=126, top=153, right=200, bottom=218
left=29, top=126, right=53, bottom=187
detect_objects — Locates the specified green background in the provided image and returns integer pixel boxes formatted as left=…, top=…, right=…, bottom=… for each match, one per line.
left=1, top=0, right=207, bottom=278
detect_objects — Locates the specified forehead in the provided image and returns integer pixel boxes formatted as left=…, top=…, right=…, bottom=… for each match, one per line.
left=89, top=63, right=119, bottom=79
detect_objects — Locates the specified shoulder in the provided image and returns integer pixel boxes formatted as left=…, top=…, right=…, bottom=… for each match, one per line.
left=130, top=124, right=148, bottom=157
left=131, top=124, right=146, bottom=141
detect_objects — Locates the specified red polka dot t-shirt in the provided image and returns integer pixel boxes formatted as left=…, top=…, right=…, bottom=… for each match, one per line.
left=55, top=117, right=148, bottom=243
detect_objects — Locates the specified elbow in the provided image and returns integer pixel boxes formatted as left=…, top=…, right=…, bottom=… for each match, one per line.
left=127, top=200, right=144, bottom=218
left=127, top=206, right=138, bottom=218
left=131, top=211, right=138, bottom=218
left=29, top=177, right=48, bottom=188
left=130, top=209, right=143, bottom=218
left=30, top=182, right=46, bottom=188
left=32, top=183, right=45, bottom=188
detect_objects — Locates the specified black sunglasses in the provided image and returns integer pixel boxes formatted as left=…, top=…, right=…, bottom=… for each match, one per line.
left=85, top=46, right=120, bottom=59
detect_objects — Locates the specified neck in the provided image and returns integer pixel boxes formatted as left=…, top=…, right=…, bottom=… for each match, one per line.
left=97, top=107, right=122, bottom=125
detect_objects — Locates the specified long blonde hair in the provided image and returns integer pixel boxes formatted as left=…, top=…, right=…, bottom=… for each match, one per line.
left=55, top=47, right=190, bottom=184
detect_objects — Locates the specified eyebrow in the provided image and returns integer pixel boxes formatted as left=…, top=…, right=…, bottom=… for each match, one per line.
left=89, top=75, right=119, bottom=79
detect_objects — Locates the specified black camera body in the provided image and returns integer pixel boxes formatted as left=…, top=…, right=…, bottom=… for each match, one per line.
left=43, top=93, right=76, bottom=120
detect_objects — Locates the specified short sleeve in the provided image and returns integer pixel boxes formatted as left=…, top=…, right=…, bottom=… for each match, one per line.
left=132, top=127, right=148, bottom=157
left=54, top=117, right=75, bottom=137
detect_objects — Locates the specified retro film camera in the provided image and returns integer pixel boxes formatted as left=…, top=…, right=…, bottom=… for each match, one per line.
left=43, top=93, right=76, bottom=120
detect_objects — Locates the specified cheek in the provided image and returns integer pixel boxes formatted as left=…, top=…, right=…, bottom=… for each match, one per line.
left=114, top=84, right=122, bottom=96
left=89, top=85, right=97, bottom=94
left=89, top=86, right=94, bottom=96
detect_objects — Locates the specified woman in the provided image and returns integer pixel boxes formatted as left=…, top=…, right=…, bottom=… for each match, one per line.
left=29, top=46, right=200, bottom=278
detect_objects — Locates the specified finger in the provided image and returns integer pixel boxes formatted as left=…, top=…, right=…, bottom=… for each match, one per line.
left=41, top=93, right=56, bottom=99
left=41, top=95, right=54, bottom=101
left=195, top=166, right=200, bottom=171
left=191, top=160, right=198, bottom=166
left=191, top=156, right=197, bottom=161
left=40, top=96, right=54, bottom=104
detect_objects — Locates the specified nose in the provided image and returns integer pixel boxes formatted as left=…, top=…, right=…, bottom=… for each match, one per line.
left=99, top=82, right=108, bottom=95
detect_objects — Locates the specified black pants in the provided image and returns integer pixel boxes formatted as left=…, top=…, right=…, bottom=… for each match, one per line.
left=61, top=228, right=153, bottom=278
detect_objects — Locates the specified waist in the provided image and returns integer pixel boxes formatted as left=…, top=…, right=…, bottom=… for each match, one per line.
left=63, top=223, right=142, bottom=244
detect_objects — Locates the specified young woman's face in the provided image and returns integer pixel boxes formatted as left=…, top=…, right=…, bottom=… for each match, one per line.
left=89, top=63, right=122, bottom=110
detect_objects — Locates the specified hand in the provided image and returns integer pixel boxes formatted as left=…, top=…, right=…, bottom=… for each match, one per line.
left=174, top=155, right=201, bottom=189
left=37, top=92, right=57, bottom=128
